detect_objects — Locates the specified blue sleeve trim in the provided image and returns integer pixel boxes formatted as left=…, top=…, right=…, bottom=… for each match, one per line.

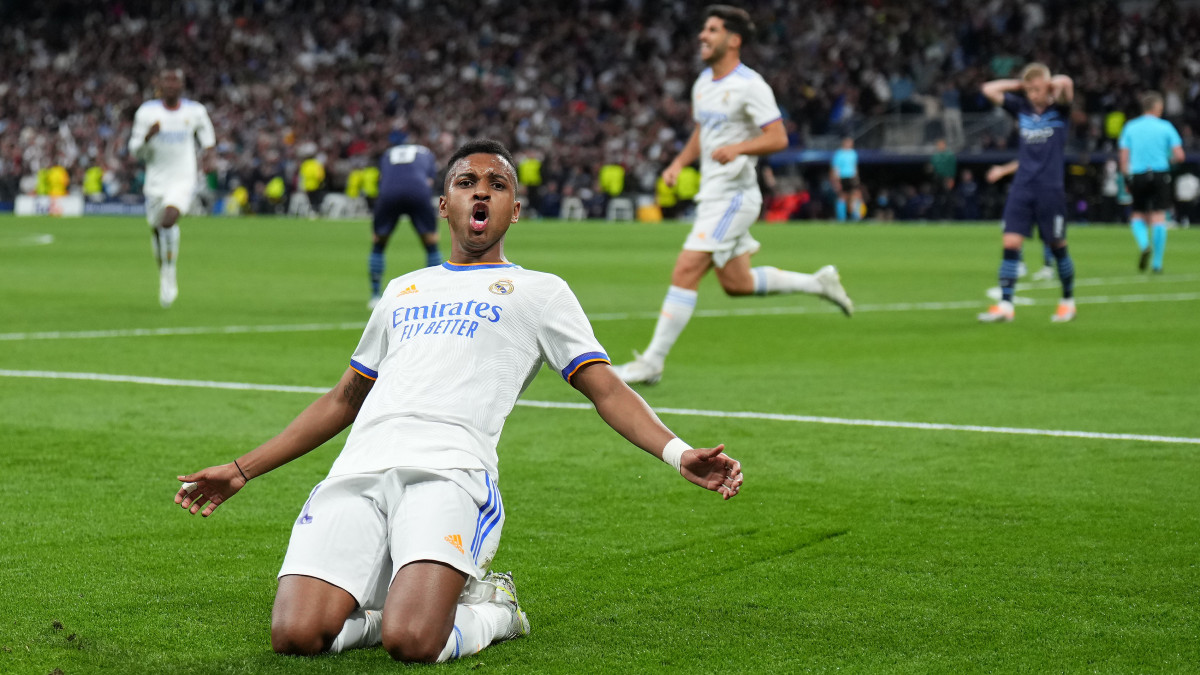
left=758, top=116, right=783, bottom=129
left=350, top=359, right=378, bottom=380
left=561, top=351, right=610, bottom=382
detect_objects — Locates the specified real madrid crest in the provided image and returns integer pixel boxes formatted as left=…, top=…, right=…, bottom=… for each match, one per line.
left=489, top=279, right=514, bottom=295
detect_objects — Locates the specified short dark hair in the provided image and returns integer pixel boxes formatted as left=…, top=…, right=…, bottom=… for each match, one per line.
left=444, top=139, right=517, bottom=184
left=705, top=5, right=755, bottom=42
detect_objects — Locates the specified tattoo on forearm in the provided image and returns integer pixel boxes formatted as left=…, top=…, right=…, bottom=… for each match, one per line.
left=342, top=374, right=372, bottom=409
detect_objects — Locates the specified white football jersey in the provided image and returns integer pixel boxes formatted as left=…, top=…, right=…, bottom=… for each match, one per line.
left=329, top=261, right=610, bottom=480
left=128, top=99, right=216, bottom=196
left=691, top=63, right=782, bottom=202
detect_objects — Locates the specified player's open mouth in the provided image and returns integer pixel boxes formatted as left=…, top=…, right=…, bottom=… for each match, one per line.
left=470, top=203, right=490, bottom=232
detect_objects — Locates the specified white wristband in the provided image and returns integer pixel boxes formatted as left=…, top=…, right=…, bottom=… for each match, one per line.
left=662, top=438, right=691, bottom=473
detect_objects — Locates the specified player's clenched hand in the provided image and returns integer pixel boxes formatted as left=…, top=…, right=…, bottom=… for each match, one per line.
left=680, top=444, right=743, bottom=500
left=661, top=162, right=683, bottom=188
left=710, top=145, right=739, bottom=165
left=174, top=464, right=246, bottom=517
left=985, top=166, right=1005, bottom=184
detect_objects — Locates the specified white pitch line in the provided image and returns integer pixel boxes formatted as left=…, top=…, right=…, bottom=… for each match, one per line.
left=1015, top=273, right=1200, bottom=291
left=4, top=289, right=1200, bottom=342
left=3, top=369, right=1198, bottom=447
left=0, top=233, right=55, bottom=247
left=0, top=322, right=366, bottom=342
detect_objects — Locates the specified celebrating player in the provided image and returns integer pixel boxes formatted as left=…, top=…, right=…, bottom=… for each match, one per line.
left=368, top=141, right=443, bottom=309
left=977, top=64, right=1077, bottom=323
left=127, top=67, right=216, bottom=308
left=612, top=5, right=852, bottom=386
left=1119, top=91, right=1185, bottom=274
left=173, top=140, right=743, bottom=664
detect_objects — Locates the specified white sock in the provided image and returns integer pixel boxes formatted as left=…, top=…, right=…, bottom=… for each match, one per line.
left=150, top=230, right=163, bottom=267
left=643, top=285, right=697, bottom=365
left=328, top=608, right=382, bottom=653
left=158, top=226, right=180, bottom=267
left=436, top=602, right=511, bottom=662
left=751, top=266, right=822, bottom=295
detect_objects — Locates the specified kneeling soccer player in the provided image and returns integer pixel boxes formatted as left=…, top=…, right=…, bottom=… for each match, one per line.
left=173, top=140, right=743, bottom=663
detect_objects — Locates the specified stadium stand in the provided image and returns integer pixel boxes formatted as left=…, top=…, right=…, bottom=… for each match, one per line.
left=2, top=0, right=1198, bottom=220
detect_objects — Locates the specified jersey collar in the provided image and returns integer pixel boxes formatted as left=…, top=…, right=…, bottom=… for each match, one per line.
left=441, top=261, right=518, bottom=271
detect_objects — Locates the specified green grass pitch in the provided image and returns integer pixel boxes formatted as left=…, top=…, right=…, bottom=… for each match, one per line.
left=1, top=214, right=1197, bottom=673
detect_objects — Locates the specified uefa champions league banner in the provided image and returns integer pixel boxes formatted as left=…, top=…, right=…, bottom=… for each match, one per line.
left=14, top=195, right=85, bottom=217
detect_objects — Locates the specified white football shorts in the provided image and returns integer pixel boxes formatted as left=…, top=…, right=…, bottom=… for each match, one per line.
left=144, top=183, right=196, bottom=226
left=277, top=467, right=504, bottom=609
left=683, top=191, right=763, bottom=268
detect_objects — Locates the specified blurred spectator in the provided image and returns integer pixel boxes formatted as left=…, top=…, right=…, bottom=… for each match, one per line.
left=0, top=0, right=1198, bottom=216
left=956, top=169, right=981, bottom=220
left=930, top=138, right=957, bottom=219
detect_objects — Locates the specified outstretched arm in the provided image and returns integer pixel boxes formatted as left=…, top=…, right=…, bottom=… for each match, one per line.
left=986, top=160, right=1020, bottom=184
left=174, top=367, right=374, bottom=517
left=571, top=363, right=743, bottom=499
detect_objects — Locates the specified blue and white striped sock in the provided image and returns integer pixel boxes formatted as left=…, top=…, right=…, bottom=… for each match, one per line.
left=752, top=266, right=822, bottom=295
left=999, top=248, right=1021, bottom=303
left=424, top=241, right=442, bottom=267
left=1052, top=246, right=1075, bottom=298
left=644, top=285, right=697, bottom=365
left=435, top=603, right=509, bottom=662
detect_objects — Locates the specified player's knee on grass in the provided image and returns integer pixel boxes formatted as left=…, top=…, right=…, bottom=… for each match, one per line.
left=270, top=617, right=340, bottom=656
left=382, top=617, right=450, bottom=663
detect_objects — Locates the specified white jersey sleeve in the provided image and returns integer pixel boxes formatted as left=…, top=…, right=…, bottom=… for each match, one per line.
left=195, top=104, right=216, bottom=150
left=128, top=105, right=152, bottom=160
left=537, top=284, right=609, bottom=383
left=349, top=292, right=392, bottom=380
left=745, top=77, right=783, bottom=129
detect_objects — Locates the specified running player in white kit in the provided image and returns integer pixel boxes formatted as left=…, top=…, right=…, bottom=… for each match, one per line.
left=612, top=5, right=853, bottom=385
left=128, top=67, right=216, bottom=308
left=172, top=140, right=743, bottom=664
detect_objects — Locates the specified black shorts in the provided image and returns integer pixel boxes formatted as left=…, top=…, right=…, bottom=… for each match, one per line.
left=840, top=177, right=859, bottom=193
left=372, top=192, right=437, bottom=238
left=1129, top=172, right=1173, bottom=213
left=1002, top=187, right=1066, bottom=243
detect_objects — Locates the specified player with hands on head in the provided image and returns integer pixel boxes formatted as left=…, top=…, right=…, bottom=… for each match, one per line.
left=977, top=63, right=1077, bottom=323
left=175, top=139, right=742, bottom=664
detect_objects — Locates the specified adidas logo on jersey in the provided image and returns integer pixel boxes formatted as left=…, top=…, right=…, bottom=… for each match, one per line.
left=397, top=284, right=418, bottom=296
left=444, top=534, right=464, bottom=554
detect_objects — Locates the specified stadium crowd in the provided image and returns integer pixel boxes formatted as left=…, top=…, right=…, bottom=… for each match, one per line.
left=2, top=0, right=1199, bottom=220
